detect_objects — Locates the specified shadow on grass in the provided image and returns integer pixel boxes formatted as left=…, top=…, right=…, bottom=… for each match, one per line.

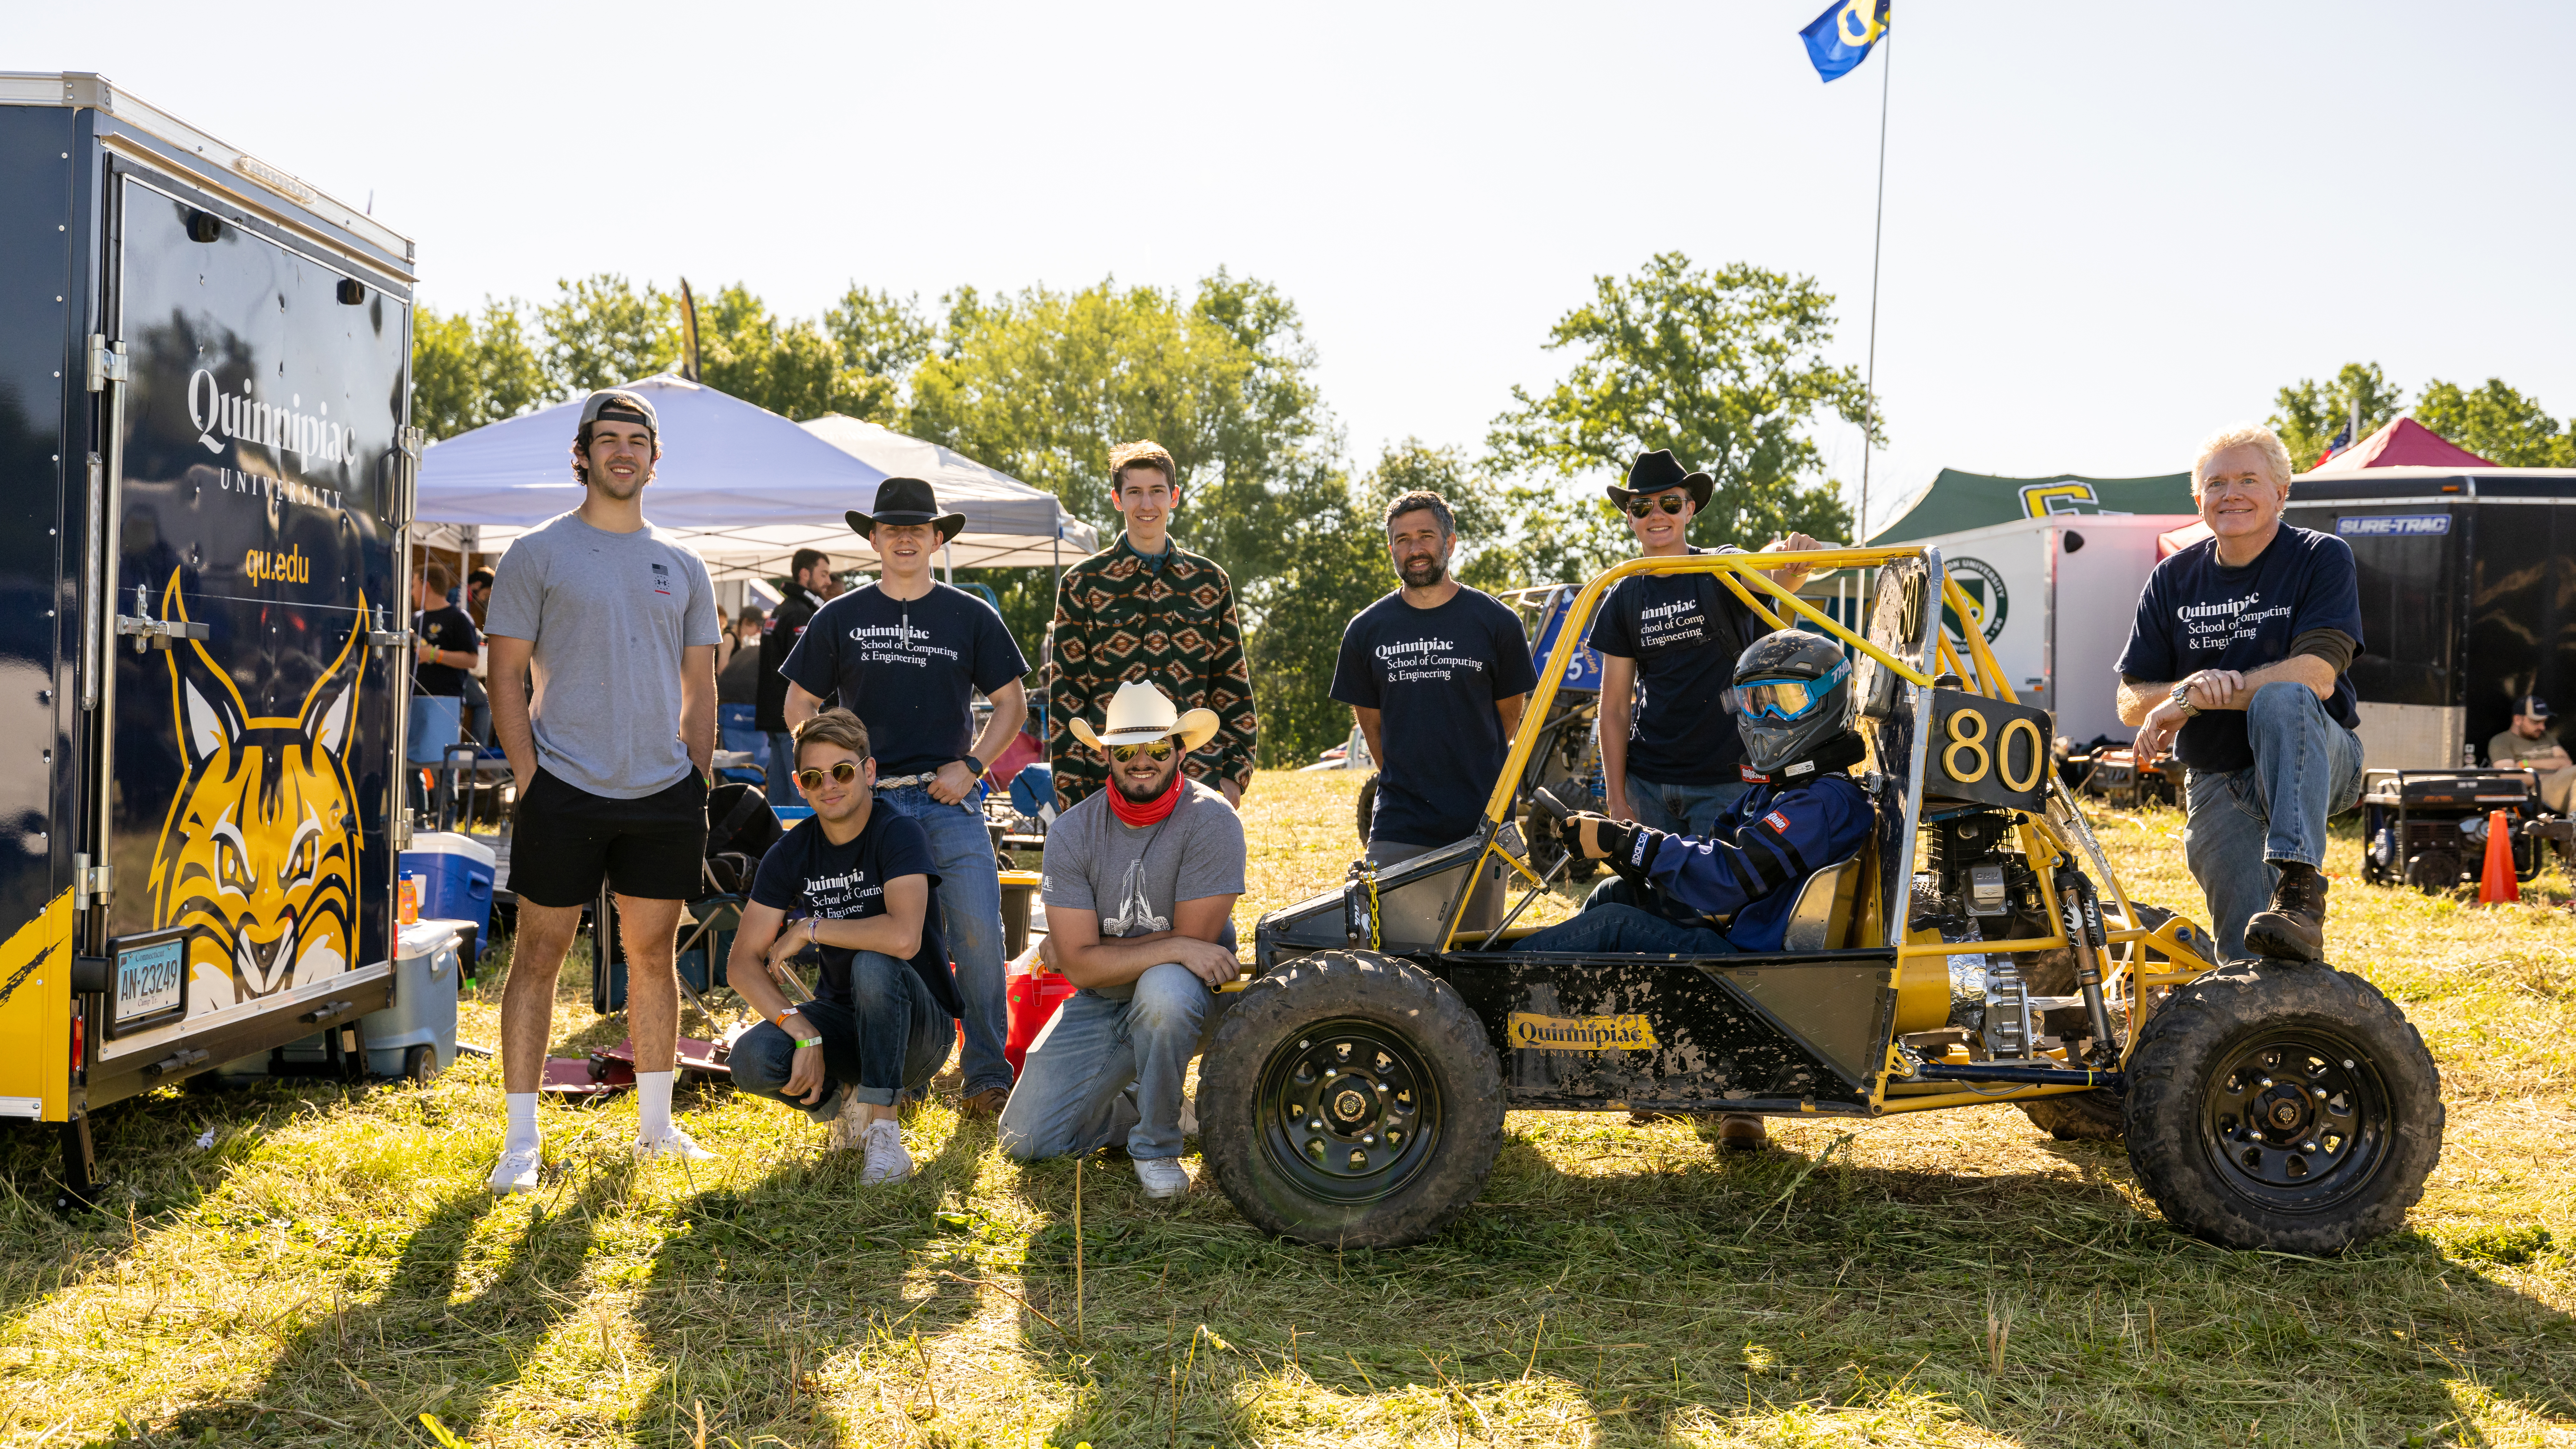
left=996, top=1120, right=2576, bottom=1448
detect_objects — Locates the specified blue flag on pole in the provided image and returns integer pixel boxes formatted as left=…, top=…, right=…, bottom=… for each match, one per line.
left=1801, top=0, right=1890, bottom=82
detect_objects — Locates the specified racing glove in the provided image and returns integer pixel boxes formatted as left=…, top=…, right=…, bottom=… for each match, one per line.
left=1565, top=813, right=1666, bottom=885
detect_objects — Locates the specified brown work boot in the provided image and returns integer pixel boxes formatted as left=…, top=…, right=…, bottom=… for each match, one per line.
left=2244, top=861, right=2328, bottom=962
left=1715, top=1114, right=1770, bottom=1152
left=959, top=1086, right=1012, bottom=1120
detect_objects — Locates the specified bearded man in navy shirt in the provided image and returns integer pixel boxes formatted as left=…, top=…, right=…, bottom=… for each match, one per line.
left=2117, top=425, right=2364, bottom=963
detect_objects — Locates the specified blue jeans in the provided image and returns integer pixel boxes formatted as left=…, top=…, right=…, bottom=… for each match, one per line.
left=730, top=955, right=950, bottom=1115
left=765, top=731, right=798, bottom=806
left=1624, top=775, right=1752, bottom=836
left=2183, top=682, right=2364, bottom=961
left=997, top=962, right=1217, bottom=1162
left=1519, top=876, right=1739, bottom=955
left=875, top=783, right=1012, bottom=1096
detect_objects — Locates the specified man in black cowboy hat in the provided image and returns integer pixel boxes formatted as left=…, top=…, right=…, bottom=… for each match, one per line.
left=782, top=476, right=1030, bottom=1117
left=1592, top=448, right=1823, bottom=837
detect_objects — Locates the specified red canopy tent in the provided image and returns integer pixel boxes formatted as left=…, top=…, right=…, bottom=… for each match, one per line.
left=2303, top=417, right=2497, bottom=475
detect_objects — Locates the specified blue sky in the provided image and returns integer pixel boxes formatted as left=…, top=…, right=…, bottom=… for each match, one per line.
left=18, top=1, right=2572, bottom=535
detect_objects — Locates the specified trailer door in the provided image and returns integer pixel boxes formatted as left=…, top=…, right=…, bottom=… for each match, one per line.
left=93, top=164, right=405, bottom=1060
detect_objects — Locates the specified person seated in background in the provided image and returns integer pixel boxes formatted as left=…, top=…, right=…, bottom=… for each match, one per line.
left=725, top=709, right=962, bottom=1185
left=1523, top=629, right=1874, bottom=1150
left=715, top=605, right=769, bottom=781
left=2490, top=695, right=2575, bottom=814
left=999, top=682, right=1245, bottom=1200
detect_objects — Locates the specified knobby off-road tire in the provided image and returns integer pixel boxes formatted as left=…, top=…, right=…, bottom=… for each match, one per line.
left=2124, top=960, right=2442, bottom=1253
left=2017, top=902, right=2209, bottom=1143
left=1201, top=950, right=1504, bottom=1249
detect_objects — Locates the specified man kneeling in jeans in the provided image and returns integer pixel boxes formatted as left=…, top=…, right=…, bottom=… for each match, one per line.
left=727, top=709, right=961, bottom=1184
left=1000, top=682, right=1245, bottom=1199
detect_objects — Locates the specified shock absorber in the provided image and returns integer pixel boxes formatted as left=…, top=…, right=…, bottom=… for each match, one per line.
left=2052, top=864, right=2121, bottom=1054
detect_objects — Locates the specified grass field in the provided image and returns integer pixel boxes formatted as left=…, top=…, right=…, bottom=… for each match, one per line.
left=3, top=767, right=2573, bottom=1448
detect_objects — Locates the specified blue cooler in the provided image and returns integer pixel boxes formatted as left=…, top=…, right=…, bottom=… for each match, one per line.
left=401, top=831, right=496, bottom=936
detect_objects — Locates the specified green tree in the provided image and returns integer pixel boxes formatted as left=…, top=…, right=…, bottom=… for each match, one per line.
left=825, top=285, right=935, bottom=401
left=2413, top=378, right=2575, bottom=467
left=906, top=271, right=1345, bottom=586
left=409, top=299, right=545, bottom=441
left=2269, top=362, right=2406, bottom=471
left=693, top=283, right=898, bottom=422
left=538, top=273, right=680, bottom=396
left=1485, top=252, right=1865, bottom=579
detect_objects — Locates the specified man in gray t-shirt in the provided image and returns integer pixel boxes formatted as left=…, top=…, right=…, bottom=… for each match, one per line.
left=999, top=682, right=1244, bottom=1198
left=482, top=387, right=723, bottom=1193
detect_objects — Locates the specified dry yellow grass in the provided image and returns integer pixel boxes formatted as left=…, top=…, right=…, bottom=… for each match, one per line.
left=2, top=768, right=2571, bottom=1448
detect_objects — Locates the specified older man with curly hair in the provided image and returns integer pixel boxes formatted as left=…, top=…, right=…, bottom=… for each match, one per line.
left=2117, top=425, right=2365, bottom=963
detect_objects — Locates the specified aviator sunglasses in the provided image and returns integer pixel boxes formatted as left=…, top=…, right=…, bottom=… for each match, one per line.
left=1110, top=740, right=1175, bottom=762
left=1625, top=494, right=1689, bottom=518
left=794, top=760, right=865, bottom=790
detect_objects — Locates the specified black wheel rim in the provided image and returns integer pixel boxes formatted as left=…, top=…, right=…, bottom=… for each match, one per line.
left=1255, top=1017, right=1443, bottom=1206
left=2197, top=1029, right=2393, bottom=1213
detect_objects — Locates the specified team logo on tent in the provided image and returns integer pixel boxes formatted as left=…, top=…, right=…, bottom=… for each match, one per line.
left=1942, top=558, right=2009, bottom=644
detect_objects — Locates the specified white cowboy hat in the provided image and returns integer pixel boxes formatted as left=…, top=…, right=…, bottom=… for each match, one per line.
left=1069, top=680, right=1220, bottom=754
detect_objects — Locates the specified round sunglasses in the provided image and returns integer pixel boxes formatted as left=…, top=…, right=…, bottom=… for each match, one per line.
left=1625, top=495, right=1690, bottom=518
left=794, top=760, right=865, bottom=790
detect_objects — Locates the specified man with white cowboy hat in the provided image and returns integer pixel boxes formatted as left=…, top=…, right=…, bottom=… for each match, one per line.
left=783, top=475, right=1031, bottom=1117
left=999, top=680, right=1246, bottom=1199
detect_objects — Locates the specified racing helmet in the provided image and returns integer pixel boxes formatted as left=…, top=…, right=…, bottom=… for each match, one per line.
left=1729, top=629, right=1855, bottom=774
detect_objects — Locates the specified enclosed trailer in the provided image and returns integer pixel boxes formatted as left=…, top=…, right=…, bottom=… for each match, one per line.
left=0, top=74, right=419, bottom=1198
left=2281, top=468, right=2576, bottom=769
left=1880, top=514, right=2194, bottom=745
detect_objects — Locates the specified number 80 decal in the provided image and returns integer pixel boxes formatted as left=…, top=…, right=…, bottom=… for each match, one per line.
left=1931, top=690, right=2053, bottom=807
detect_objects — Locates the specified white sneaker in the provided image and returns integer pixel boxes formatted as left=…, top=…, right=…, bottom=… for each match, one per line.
left=858, top=1119, right=913, bottom=1185
left=489, top=1146, right=541, bottom=1195
left=1134, top=1156, right=1191, bottom=1199
left=633, top=1124, right=717, bottom=1163
left=827, top=1089, right=869, bottom=1152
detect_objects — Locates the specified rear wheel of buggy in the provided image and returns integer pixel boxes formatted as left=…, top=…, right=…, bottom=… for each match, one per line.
left=1201, top=950, right=1503, bottom=1248
left=2124, top=961, right=2442, bottom=1253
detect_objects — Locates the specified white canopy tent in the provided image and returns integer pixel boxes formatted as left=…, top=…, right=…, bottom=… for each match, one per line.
left=413, top=374, right=1096, bottom=580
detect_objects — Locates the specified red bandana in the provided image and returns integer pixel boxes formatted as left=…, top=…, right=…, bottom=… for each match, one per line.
left=1107, top=771, right=1182, bottom=827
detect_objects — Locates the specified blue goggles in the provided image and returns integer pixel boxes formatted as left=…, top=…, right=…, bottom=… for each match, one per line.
left=1729, top=657, right=1850, bottom=722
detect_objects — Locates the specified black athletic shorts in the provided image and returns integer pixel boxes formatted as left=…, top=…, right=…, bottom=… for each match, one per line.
left=509, top=768, right=708, bottom=908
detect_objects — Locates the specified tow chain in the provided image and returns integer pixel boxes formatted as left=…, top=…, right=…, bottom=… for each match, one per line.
left=1362, top=859, right=1381, bottom=951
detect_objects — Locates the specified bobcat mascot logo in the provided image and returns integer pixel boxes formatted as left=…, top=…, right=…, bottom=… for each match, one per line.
left=149, top=573, right=366, bottom=1009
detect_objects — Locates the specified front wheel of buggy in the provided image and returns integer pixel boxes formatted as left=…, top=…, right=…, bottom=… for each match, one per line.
left=2124, top=962, right=2442, bottom=1253
left=1201, top=950, right=1503, bottom=1248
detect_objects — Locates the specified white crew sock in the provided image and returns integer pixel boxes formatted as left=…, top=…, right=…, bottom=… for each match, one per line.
left=636, top=1071, right=676, bottom=1141
left=504, top=1092, right=539, bottom=1155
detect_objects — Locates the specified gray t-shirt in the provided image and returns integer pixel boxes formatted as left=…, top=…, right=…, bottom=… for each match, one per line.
left=484, top=510, right=720, bottom=799
left=1041, top=778, right=1246, bottom=999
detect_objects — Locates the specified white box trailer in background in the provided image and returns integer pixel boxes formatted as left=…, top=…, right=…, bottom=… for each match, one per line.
left=1897, top=514, right=2196, bottom=745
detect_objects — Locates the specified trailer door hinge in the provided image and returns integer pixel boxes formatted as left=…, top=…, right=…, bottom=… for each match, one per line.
left=86, top=336, right=128, bottom=393
left=72, top=853, right=112, bottom=910
left=115, top=615, right=209, bottom=652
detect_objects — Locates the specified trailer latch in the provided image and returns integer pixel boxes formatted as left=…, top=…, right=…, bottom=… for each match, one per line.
left=115, top=615, right=210, bottom=652
left=367, top=627, right=414, bottom=648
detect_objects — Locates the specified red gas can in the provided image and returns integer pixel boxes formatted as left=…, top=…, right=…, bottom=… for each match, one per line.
left=1004, top=948, right=1078, bottom=1076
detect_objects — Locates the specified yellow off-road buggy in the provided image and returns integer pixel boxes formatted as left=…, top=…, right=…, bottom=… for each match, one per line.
left=1201, top=548, right=2443, bottom=1254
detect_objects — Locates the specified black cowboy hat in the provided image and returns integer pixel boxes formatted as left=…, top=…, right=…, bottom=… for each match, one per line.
left=845, top=476, right=967, bottom=543
left=1604, top=448, right=1714, bottom=509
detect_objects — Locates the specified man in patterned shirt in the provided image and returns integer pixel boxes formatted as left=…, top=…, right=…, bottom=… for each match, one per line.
left=1048, top=440, right=1258, bottom=812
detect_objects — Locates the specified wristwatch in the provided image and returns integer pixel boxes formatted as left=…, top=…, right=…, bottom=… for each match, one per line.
left=2169, top=679, right=2201, bottom=718
left=960, top=754, right=987, bottom=779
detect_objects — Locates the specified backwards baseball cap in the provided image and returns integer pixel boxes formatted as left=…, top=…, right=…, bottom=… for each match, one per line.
left=578, top=388, right=658, bottom=436
left=2518, top=694, right=2553, bottom=720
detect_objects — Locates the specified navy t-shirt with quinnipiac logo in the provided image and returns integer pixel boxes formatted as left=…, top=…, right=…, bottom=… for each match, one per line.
left=780, top=582, right=1030, bottom=778
left=2115, top=525, right=2363, bottom=773
left=1586, top=547, right=1761, bottom=786
left=750, top=809, right=960, bottom=1015
left=1330, top=586, right=1538, bottom=846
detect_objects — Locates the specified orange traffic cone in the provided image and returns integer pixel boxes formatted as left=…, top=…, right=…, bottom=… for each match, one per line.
left=2478, top=808, right=2519, bottom=905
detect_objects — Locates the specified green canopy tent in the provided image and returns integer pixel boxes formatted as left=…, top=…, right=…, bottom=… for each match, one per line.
left=1868, top=469, right=2194, bottom=544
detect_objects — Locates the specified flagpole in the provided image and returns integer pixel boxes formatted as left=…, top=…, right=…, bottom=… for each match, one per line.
left=1858, top=28, right=1891, bottom=544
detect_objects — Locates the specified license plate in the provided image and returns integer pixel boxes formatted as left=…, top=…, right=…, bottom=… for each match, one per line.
left=110, top=930, right=189, bottom=1035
